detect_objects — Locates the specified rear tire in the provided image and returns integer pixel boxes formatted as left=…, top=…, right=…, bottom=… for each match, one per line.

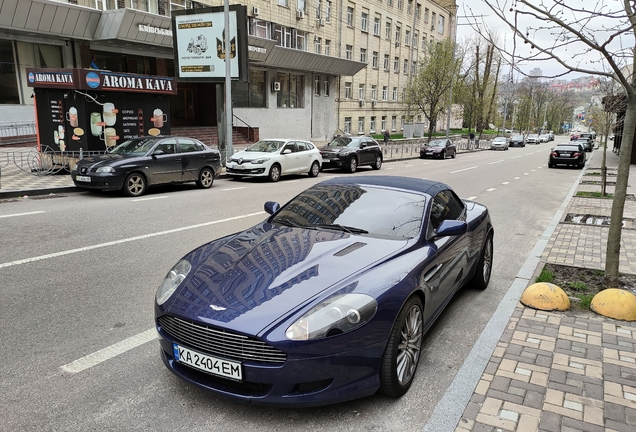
left=471, top=233, right=493, bottom=290
left=380, top=296, right=423, bottom=398
left=372, top=155, right=382, bottom=170
left=196, top=167, right=214, bottom=189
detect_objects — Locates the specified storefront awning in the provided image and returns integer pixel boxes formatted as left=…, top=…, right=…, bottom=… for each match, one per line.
left=93, top=8, right=173, bottom=48
left=0, top=0, right=101, bottom=40
left=248, top=36, right=366, bottom=77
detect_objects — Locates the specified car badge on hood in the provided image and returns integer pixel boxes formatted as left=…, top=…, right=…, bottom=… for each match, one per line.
left=237, top=158, right=243, bottom=165
left=209, top=305, right=227, bottom=311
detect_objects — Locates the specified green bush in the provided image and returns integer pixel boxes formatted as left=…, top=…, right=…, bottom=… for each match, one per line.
left=535, top=269, right=555, bottom=283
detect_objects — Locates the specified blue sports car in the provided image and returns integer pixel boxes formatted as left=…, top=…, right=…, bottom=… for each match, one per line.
left=155, top=176, right=494, bottom=406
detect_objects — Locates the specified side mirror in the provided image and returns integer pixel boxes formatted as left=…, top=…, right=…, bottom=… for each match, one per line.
left=264, top=201, right=280, bottom=215
left=435, top=220, right=467, bottom=237
left=152, top=150, right=165, bottom=157
left=360, top=143, right=366, bottom=148
left=282, top=149, right=292, bottom=154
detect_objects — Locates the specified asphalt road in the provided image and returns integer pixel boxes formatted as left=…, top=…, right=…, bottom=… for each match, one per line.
left=0, top=136, right=582, bottom=431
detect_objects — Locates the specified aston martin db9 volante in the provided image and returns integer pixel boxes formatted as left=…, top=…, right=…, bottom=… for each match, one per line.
left=71, top=136, right=222, bottom=197
left=155, top=176, right=494, bottom=407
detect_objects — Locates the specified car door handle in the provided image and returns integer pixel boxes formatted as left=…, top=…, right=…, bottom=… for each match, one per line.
left=423, top=263, right=443, bottom=282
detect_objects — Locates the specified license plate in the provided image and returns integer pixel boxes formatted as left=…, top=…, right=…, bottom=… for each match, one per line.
left=234, top=165, right=245, bottom=170
left=426, top=152, right=433, bottom=155
left=173, top=343, right=242, bottom=381
left=322, top=159, right=330, bottom=163
left=560, top=153, right=571, bottom=156
left=75, top=175, right=91, bottom=182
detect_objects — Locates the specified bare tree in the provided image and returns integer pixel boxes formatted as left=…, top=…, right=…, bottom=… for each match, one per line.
left=477, top=1, right=636, bottom=288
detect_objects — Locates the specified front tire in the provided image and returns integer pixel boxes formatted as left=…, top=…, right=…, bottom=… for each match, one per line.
left=196, top=167, right=214, bottom=188
left=308, top=161, right=320, bottom=177
left=471, top=233, right=493, bottom=290
left=268, top=164, right=281, bottom=182
left=372, top=155, right=382, bottom=170
left=347, top=157, right=358, bottom=173
left=380, top=296, right=424, bottom=398
left=123, top=172, right=146, bottom=197
left=441, top=151, right=446, bottom=159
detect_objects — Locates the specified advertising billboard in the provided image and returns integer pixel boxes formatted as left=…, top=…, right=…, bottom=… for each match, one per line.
left=172, top=5, right=248, bottom=82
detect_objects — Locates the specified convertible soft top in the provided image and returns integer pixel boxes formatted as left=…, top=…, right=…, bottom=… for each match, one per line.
left=319, top=175, right=449, bottom=196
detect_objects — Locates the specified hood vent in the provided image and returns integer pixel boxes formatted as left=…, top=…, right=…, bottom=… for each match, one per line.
left=333, top=242, right=367, bottom=257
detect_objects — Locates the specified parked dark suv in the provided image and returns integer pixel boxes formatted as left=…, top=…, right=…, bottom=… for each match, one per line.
left=579, top=133, right=595, bottom=152
left=319, top=136, right=383, bottom=173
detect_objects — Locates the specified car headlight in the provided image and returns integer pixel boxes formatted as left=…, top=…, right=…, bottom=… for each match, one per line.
left=251, top=157, right=270, bottom=164
left=156, top=259, right=192, bottom=305
left=96, top=166, right=115, bottom=173
left=285, top=293, right=377, bottom=340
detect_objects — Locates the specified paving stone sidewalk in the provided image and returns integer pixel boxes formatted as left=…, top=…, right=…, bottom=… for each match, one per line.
left=455, top=147, right=636, bottom=432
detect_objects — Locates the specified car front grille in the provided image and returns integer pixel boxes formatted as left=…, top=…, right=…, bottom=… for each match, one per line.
left=158, top=315, right=287, bottom=364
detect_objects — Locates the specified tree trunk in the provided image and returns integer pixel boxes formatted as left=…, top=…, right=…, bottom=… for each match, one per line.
left=604, top=94, right=636, bottom=287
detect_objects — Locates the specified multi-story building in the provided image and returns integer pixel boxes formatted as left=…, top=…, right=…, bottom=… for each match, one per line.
left=0, top=0, right=455, bottom=144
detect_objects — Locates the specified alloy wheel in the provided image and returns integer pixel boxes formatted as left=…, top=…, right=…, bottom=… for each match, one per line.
left=396, top=305, right=423, bottom=385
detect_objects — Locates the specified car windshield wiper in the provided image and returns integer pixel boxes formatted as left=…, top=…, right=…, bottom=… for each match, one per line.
left=312, top=224, right=368, bottom=234
left=273, top=219, right=305, bottom=228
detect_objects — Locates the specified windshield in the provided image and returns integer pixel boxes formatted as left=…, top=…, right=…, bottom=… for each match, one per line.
left=529, top=134, right=538, bottom=138
left=109, top=138, right=157, bottom=155
left=493, top=138, right=506, bottom=142
left=428, top=140, right=446, bottom=147
left=246, top=140, right=284, bottom=152
left=512, top=135, right=523, bottom=140
left=328, top=137, right=360, bottom=148
left=271, top=184, right=427, bottom=239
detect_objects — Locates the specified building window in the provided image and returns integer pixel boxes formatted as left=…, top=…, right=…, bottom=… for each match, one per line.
left=358, top=117, right=365, bottom=134
left=272, top=24, right=308, bottom=50
left=412, top=61, right=417, bottom=74
left=360, top=48, right=367, bottom=63
left=297, top=0, right=305, bottom=11
left=382, top=86, right=388, bottom=100
left=416, top=3, right=421, bottom=19
left=394, top=56, right=399, bottom=72
left=370, top=116, right=376, bottom=133
left=324, top=78, right=330, bottom=96
left=361, top=12, right=368, bottom=31
left=314, top=75, right=321, bottom=95
left=431, top=12, right=436, bottom=30
left=358, top=84, right=365, bottom=99
left=0, top=40, right=20, bottom=104
left=397, top=0, right=403, bottom=10
left=249, top=18, right=269, bottom=38
left=422, top=35, right=427, bottom=50
left=395, top=26, right=401, bottom=44
left=372, top=51, right=378, bottom=68
left=387, top=0, right=392, bottom=6
left=373, top=16, right=380, bottom=35
left=345, top=82, right=352, bottom=99
left=385, top=21, right=391, bottom=39
left=438, top=15, right=445, bottom=34
left=403, top=59, right=408, bottom=74
left=383, top=54, right=389, bottom=71
left=414, top=31, right=419, bottom=49
left=316, top=0, right=321, bottom=19
left=381, top=116, right=387, bottom=131
left=232, top=69, right=267, bottom=108
left=276, top=72, right=304, bottom=108
left=325, top=39, right=331, bottom=56
left=346, top=45, right=352, bottom=60
left=401, top=115, right=406, bottom=130
left=392, top=115, right=397, bottom=131
left=405, top=29, right=411, bottom=46
left=371, top=85, right=377, bottom=100
left=278, top=0, right=288, bottom=7
left=392, top=87, right=398, bottom=101
left=326, top=1, right=331, bottom=22
left=131, top=0, right=149, bottom=11
left=424, top=7, right=429, bottom=23
left=344, top=117, right=352, bottom=134
left=347, top=7, right=354, bottom=26
left=315, top=37, right=321, bottom=54
left=407, top=0, right=413, bottom=14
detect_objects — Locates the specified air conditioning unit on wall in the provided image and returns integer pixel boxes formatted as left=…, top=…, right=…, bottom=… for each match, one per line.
left=359, top=100, right=365, bottom=107
left=272, top=81, right=281, bottom=92
left=319, top=19, right=325, bottom=26
left=296, top=9, right=304, bottom=19
left=252, top=7, right=260, bottom=16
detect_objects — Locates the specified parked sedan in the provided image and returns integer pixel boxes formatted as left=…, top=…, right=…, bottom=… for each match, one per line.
left=549, top=143, right=586, bottom=169
left=155, top=176, right=494, bottom=406
left=319, top=136, right=383, bottom=173
left=490, top=137, right=509, bottom=151
left=539, top=134, right=550, bottom=143
left=526, top=134, right=539, bottom=144
left=510, top=135, right=526, bottom=147
left=71, top=136, right=222, bottom=197
left=420, top=139, right=457, bottom=159
left=226, top=139, right=322, bottom=182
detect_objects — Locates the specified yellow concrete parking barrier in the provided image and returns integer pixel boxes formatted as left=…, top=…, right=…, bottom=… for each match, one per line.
left=590, top=288, right=636, bottom=321
left=520, top=282, right=570, bottom=311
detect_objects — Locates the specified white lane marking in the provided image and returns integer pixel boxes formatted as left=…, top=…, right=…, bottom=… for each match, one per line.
left=466, top=196, right=478, bottom=201
left=421, top=177, right=428, bottom=180
left=488, top=160, right=504, bottom=165
left=531, top=169, right=536, bottom=172
left=486, top=188, right=496, bottom=192
left=0, top=211, right=266, bottom=269
left=450, top=166, right=478, bottom=174
left=502, top=182, right=510, bottom=185
left=511, top=156, right=522, bottom=159
left=385, top=167, right=394, bottom=170
left=0, top=211, right=45, bottom=219
left=285, top=180, right=300, bottom=184
left=222, top=187, right=247, bottom=191
left=524, top=173, right=529, bottom=175
left=131, top=196, right=168, bottom=202
left=514, top=177, right=521, bottom=180
left=61, top=329, right=157, bottom=373
left=404, top=164, right=413, bottom=167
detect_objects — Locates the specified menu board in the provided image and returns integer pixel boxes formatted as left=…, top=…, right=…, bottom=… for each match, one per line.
left=35, top=89, right=171, bottom=152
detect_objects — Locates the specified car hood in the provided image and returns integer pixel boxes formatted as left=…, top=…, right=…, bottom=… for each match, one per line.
left=231, top=150, right=276, bottom=160
left=425, top=146, right=444, bottom=151
left=162, top=222, right=410, bottom=335
left=77, top=153, right=141, bottom=168
left=319, top=145, right=350, bottom=153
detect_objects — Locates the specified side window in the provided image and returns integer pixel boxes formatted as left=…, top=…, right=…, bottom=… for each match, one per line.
left=178, top=138, right=199, bottom=153
left=429, top=190, right=465, bottom=230
left=296, top=141, right=308, bottom=152
left=283, top=143, right=297, bottom=153
left=155, top=139, right=177, bottom=154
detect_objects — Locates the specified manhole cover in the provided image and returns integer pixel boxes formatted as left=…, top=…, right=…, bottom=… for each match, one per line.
left=564, top=213, right=635, bottom=228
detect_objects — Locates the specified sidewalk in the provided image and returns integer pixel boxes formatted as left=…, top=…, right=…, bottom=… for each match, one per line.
left=452, top=147, right=636, bottom=432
